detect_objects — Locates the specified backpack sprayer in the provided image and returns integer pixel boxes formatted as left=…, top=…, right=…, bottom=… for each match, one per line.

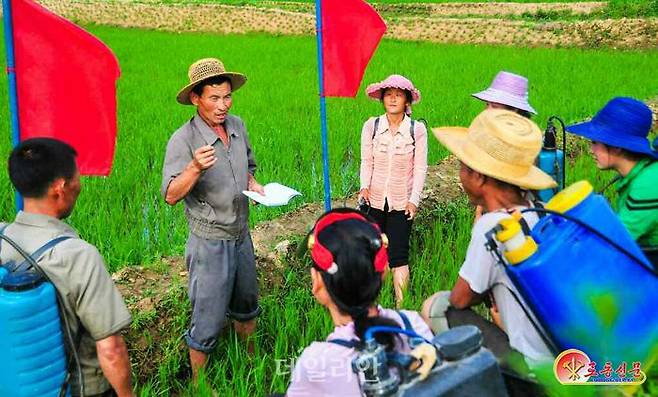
left=484, top=181, right=658, bottom=367
left=536, top=116, right=566, bottom=202
left=0, top=233, right=82, bottom=397
left=349, top=325, right=509, bottom=397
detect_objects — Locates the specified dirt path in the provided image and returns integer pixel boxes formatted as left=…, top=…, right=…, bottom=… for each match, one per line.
left=37, top=0, right=658, bottom=49
left=113, top=155, right=463, bottom=310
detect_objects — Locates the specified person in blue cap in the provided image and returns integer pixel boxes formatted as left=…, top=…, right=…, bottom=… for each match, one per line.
left=566, top=97, right=658, bottom=262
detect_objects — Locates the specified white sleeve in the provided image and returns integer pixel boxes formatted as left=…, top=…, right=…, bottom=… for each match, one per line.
left=458, top=213, right=506, bottom=295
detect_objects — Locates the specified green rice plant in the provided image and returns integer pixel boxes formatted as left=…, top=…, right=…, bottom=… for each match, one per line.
left=2, top=26, right=658, bottom=270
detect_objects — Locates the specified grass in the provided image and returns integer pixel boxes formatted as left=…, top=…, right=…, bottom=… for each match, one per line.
left=0, top=24, right=657, bottom=395
left=2, top=26, right=658, bottom=269
left=95, top=0, right=658, bottom=20
left=103, top=0, right=600, bottom=4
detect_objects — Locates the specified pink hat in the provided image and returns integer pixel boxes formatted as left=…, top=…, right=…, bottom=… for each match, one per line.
left=366, top=74, right=421, bottom=104
left=472, top=71, right=537, bottom=115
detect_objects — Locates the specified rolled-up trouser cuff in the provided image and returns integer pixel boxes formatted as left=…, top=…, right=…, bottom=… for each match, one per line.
left=185, top=330, right=216, bottom=353
left=229, top=304, right=262, bottom=322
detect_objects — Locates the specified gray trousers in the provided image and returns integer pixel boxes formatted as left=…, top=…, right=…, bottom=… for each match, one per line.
left=184, top=232, right=261, bottom=353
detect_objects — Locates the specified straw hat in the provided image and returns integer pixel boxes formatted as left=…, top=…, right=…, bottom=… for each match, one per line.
left=433, top=109, right=556, bottom=190
left=176, top=58, right=247, bottom=105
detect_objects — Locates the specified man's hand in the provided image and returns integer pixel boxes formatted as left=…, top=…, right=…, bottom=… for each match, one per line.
left=247, top=175, right=265, bottom=205
left=405, top=202, right=418, bottom=220
left=358, top=188, right=370, bottom=205
left=248, top=175, right=265, bottom=195
left=192, top=145, right=217, bottom=172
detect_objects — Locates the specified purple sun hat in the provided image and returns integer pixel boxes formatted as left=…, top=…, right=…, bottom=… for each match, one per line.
left=366, top=74, right=421, bottom=104
left=472, top=71, right=537, bottom=115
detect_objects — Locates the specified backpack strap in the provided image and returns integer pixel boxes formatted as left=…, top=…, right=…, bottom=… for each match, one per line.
left=397, top=310, right=424, bottom=348
left=373, top=116, right=417, bottom=148
left=10, top=236, right=72, bottom=273
left=532, top=200, right=547, bottom=219
left=397, top=310, right=414, bottom=332
left=372, top=117, right=381, bottom=140
left=327, top=339, right=359, bottom=349
left=327, top=311, right=420, bottom=350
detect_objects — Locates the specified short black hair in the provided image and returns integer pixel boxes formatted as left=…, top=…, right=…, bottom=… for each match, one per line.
left=8, top=138, right=78, bottom=198
left=191, top=75, right=232, bottom=97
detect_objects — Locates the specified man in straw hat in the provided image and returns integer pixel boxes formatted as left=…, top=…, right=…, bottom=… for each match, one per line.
left=161, top=58, right=264, bottom=379
left=421, top=109, right=557, bottom=372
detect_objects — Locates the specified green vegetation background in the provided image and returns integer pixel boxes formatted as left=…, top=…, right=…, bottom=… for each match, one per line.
left=0, top=23, right=657, bottom=396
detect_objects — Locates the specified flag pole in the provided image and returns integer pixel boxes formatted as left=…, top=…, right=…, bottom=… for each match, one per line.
left=315, top=0, right=332, bottom=211
left=3, top=0, right=23, bottom=211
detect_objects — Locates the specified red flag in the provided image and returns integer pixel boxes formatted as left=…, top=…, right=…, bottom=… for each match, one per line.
left=11, top=0, right=120, bottom=175
left=321, top=0, right=386, bottom=97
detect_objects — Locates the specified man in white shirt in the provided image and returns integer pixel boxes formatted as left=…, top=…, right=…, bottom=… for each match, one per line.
left=421, top=109, right=557, bottom=370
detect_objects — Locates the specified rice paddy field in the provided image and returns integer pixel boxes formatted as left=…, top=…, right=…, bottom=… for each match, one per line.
left=0, top=5, right=657, bottom=396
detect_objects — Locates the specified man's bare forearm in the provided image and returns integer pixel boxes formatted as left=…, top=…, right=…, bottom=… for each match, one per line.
left=165, top=162, right=202, bottom=205
left=96, top=335, right=134, bottom=397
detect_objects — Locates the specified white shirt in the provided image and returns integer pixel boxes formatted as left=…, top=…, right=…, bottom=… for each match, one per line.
left=459, top=209, right=554, bottom=367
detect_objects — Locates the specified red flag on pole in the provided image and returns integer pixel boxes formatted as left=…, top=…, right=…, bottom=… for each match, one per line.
left=11, top=0, right=120, bottom=176
left=321, top=0, right=386, bottom=97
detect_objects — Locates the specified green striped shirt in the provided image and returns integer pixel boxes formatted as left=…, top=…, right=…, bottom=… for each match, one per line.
left=616, top=159, right=658, bottom=248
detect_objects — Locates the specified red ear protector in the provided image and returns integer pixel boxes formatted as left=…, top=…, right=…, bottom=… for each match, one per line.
left=307, top=212, right=389, bottom=274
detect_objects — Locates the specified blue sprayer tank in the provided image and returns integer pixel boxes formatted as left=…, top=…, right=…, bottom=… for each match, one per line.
left=536, top=118, right=564, bottom=202
left=494, top=181, right=657, bottom=366
left=0, top=267, right=69, bottom=396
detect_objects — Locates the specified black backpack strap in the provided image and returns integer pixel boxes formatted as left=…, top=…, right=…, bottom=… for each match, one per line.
left=327, top=339, right=359, bottom=349
left=518, top=217, right=532, bottom=236
left=409, top=119, right=415, bottom=145
left=11, top=236, right=72, bottom=273
left=372, top=117, right=380, bottom=140
left=532, top=200, right=547, bottom=219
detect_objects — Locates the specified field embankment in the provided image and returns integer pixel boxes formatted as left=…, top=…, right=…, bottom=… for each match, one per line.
left=36, top=0, right=658, bottom=49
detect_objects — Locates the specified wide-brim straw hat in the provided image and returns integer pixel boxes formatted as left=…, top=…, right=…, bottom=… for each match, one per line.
left=472, top=71, right=537, bottom=115
left=176, top=58, right=247, bottom=105
left=365, top=74, right=421, bottom=104
left=433, top=109, right=557, bottom=190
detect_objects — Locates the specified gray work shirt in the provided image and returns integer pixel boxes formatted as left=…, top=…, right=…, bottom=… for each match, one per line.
left=161, top=113, right=257, bottom=240
left=0, top=212, right=132, bottom=396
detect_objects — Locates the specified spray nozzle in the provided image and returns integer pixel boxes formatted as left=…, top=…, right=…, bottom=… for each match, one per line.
left=543, top=119, right=558, bottom=150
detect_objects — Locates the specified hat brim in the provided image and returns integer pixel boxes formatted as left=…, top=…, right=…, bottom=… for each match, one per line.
left=432, top=126, right=557, bottom=190
left=176, top=72, right=247, bottom=105
left=472, top=89, right=537, bottom=115
left=366, top=84, right=421, bottom=104
left=567, top=121, right=658, bottom=159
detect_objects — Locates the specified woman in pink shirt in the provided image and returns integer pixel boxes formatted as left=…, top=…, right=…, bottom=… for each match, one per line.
left=359, top=75, right=428, bottom=306
left=286, top=208, right=433, bottom=396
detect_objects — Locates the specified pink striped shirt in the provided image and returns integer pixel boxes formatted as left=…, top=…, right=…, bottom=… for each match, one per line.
left=360, top=114, right=428, bottom=211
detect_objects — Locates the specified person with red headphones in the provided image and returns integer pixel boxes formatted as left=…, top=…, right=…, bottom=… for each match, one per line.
left=285, top=208, right=433, bottom=396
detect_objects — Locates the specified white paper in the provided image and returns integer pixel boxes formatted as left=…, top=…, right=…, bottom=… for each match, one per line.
left=242, top=183, right=302, bottom=207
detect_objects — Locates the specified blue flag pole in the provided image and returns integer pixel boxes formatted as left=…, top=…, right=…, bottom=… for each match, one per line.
left=2, top=0, right=23, bottom=211
left=315, top=0, right=332, bottom=212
